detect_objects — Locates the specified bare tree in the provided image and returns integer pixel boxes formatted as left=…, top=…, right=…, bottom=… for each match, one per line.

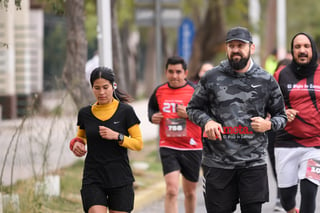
left=62, top=0, right=133, bottom=108
left=187, top=0, right=226, bottom=77
left=261, top=0, right=277, bottom=65
left=110, top=0, right=129, bottom=94
left=62, top=0, right=92, bottom=109
left=143, top=28, right=157, bottom=98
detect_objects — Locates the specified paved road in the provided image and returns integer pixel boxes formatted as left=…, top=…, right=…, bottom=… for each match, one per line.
left=134, top=162, right=277, bottom=213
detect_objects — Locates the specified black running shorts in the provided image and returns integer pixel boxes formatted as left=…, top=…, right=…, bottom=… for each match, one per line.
left=202, top=164, right=269, bottom=213
left=159, top=147, right=202, bottom=182
left=80, top=183, right=134, bottom=212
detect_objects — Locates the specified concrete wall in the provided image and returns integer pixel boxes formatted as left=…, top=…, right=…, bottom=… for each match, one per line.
left=0, top=0, right=43, bottom=119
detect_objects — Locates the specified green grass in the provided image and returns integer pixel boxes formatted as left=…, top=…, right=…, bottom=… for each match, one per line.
left=1, top=160, right=84, bottom=213
left=1, top=140, right=162, bottom=213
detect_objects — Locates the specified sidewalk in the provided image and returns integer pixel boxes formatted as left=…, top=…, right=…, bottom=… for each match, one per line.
left=130, top=99, right=158, bottom=142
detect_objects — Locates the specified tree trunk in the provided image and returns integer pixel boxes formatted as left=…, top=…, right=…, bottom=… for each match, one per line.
left=62, top=0, right=92, bottom=110
left=122, top=26, right=139, bottom=98
left=144, top=28, right=156, bottom=98
left=262, top=0, right=277, bottom=65
left=111, top=0, right=126, bottom=93
left=188, top=0, right=226, bottom=77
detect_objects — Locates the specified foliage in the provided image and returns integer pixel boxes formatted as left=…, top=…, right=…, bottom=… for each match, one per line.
left=0, top=0, right=21, bottom=9
left=34, top=0, right=98, bottom=59
left=286, top=0, right=320, bottom=48
left=181, top=0, right=204, bottom=19
left=43, top=15, right=66, bottom=91
left=116, top=0, right=135, bottom=28
left=84, top=1, right=98, bottom=58
left=224, top=0, right=249, bottom=28
left=41, top=0, right=65, bottom=15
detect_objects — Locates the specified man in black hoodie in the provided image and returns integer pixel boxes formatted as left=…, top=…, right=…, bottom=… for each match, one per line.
left=274, top=32, right=320, bottom=213
left=187, top=26, right=287, bottom=213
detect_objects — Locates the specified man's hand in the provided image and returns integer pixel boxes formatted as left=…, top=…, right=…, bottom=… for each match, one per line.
left=176, top=104, right=188, bottom=118
left=204, top=120, right=223, bottom=140
left=250, top=117, right=271, bottom=133
left=151, top=112, right=164, bottom=124
left=286, top=109, right=299, bottom=122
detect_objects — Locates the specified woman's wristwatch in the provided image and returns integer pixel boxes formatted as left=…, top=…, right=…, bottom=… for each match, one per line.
left=118, top=133, right=124, bottom=142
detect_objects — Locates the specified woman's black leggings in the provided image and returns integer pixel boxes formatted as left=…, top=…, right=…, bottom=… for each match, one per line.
left=280, top=179, right=318, bottom=213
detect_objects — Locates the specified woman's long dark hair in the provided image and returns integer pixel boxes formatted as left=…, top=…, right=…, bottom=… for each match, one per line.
left=90, top=67, right=133, bottom=103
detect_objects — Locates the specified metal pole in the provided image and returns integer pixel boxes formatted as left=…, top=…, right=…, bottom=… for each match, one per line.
left=155, top=0, right=162, bottom=85
left=97, top=0, right=113, bottom=68
left=154, top=0, right=162, bottom=157
left=249, top=0, right=261, bottom=64
left=277, top=0, right=286, bottom=60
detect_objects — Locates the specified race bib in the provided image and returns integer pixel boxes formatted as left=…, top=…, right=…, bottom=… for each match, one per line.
left=306, top=159, right=320, bottom=181
left=165, top=118, right=187, bottom=137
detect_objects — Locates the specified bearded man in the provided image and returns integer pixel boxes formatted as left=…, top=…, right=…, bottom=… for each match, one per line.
left=274, top=32, right=320, bottom=213
left=187, top=26, right=287, bottom=213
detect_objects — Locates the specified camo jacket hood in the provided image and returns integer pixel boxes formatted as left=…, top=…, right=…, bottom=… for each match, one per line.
left=187, top=59, right=287, bottom=169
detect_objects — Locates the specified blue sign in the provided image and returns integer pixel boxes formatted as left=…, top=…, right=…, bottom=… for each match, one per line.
left=178, top=18, right=195, bottom=63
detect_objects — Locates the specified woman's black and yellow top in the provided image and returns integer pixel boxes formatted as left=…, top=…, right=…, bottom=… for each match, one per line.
left=76, top=99, right=143, bottom=188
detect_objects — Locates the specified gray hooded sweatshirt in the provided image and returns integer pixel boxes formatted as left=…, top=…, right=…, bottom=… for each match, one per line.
left=187, top=59, right=287, bottom=169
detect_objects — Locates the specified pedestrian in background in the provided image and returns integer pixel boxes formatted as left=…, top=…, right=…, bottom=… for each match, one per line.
left=187, top=26, right=287, bottom=213
left=148, top=56, right=202, bottom=213
left=274, top=32, right=320, bottom=213
left=190, top=62, right=214, bottom=84
left=70, top=67, right=143, bottom=213
left=265, top=48, right=278, bottom=75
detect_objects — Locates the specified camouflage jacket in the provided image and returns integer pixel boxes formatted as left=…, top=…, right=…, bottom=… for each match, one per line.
left=187, top=59, right=287, bottom=169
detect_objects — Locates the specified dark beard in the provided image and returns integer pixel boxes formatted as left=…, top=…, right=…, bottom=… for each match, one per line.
left=228, top=56, right=250, bottom=70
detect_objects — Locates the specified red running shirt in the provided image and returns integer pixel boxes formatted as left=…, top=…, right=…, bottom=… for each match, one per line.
left=274, top=65, right=320, bottom=147
left=148, top=82, right=202, bottom=150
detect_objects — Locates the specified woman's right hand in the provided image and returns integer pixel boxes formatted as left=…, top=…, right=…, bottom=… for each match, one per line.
left=72, top=141, right=87, bottom=157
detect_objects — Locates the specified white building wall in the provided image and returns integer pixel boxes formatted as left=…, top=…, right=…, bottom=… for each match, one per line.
left=0, top=0, right=44, bottom=119
left=14, top=0, right=31, bottom=95
left=0, top=0, right=16, bottom=96
left=29, top=9, right=44, bottom=93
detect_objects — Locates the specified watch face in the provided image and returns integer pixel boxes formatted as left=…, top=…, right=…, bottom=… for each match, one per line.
left=119, top=133, right=124, bottom=141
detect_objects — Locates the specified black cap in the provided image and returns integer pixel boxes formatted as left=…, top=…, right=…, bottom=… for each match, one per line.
left=226, top=27, right=253, bottom=43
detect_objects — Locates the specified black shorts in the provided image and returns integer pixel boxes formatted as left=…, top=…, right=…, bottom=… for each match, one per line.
left=202, top=165, right=269, bottom=213
left=159, top=147, right=202, bottom=182
left=80, top=183, right=134, bottom=213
